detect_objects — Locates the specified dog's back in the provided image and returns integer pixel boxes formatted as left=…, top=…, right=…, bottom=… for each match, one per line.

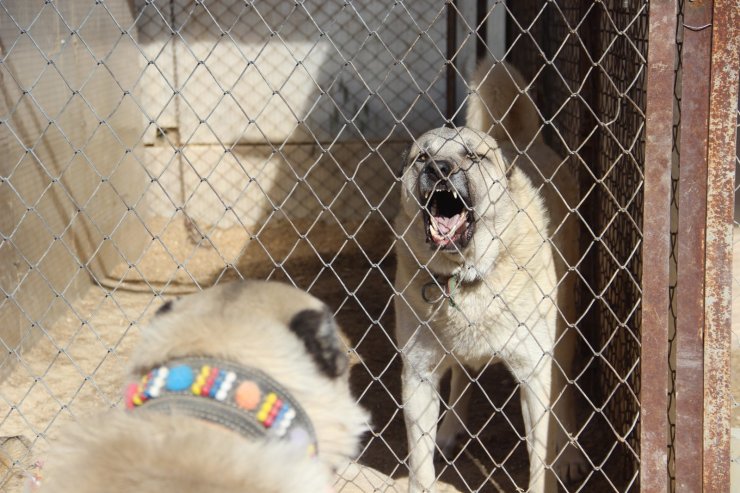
left=466, top=60, right=580, bottom=324
left=465, top=60, right=585, bottom=491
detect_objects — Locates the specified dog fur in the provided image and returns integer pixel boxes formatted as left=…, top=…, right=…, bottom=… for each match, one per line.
left=39, top=281, right=369, bottom=493
left=394, top=61, right=584, bottom=492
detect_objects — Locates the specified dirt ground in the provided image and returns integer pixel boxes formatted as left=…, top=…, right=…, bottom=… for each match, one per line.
left=0, top=216, right=655, bottom=492
left=0, top=287, right=150, bottom=492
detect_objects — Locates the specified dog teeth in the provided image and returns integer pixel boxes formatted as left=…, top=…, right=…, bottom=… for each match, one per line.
left=453, top=191, right=458, bottom=200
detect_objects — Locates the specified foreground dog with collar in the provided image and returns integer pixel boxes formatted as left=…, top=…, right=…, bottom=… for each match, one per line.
left=394, top=62, right=585, bottom=492
left=40, top=281, right=368, bottom=493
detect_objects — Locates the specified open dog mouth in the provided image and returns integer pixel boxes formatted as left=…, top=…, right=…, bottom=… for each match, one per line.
left=421, top=185, right=474, bottom=250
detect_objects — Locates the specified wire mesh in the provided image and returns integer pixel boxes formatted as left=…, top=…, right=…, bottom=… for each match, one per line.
left=0, top=0, right=723, bottom=492
left=594, top=4, right=647, bottom=491
left=506, top=1, right=647, bottom=490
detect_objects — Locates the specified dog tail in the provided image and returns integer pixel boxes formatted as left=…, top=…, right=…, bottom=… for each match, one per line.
left=465, top=60, right=541, bottom=149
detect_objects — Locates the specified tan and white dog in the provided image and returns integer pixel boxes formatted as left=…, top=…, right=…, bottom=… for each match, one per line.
left=394, top=61, right=585, bottom=492
left=40, top=281, right=369, bottom=493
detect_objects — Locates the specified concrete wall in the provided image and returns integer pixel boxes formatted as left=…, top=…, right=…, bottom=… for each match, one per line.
left=0, top=1, right=146, bottom=377
left=135, top=1, right=449, bottom=145
left=134, top=0, right=507, bottom=230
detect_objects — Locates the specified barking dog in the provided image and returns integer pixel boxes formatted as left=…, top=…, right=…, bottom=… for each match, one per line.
left=40, top=281, right=369, bottom=493
left=394, top=61, right=585, bottom=492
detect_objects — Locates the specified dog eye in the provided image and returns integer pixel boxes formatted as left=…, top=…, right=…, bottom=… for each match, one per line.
left=465, top=152, right=484, bottom=161
left=416, top=153, right=428, bottom=163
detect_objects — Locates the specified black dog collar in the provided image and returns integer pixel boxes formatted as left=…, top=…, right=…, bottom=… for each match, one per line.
left=125, top=357, right=318, bottom=457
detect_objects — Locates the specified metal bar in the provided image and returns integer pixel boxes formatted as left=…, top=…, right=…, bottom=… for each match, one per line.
left=577, top=0, right=602, bottom=403
left=703, top=0, right=740, bottom=490
left=640, top=1, right=677, bottom=491
left=446, top=0, right=457, bottom=124
left=475, top=0, right=487, bottom=61
left=675, top=1, right=713, bottom=491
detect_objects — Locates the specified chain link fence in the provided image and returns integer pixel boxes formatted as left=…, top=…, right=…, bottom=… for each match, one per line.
left=506, top=2, right=647, bottom=489
left=0, top=1, right=736, bottom=492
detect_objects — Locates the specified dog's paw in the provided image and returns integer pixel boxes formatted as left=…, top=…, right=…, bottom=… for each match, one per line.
left=553, top=442, right=588, bottom=485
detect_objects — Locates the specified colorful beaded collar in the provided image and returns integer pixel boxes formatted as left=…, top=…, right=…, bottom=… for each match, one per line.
left=125, top=357, right=318, bottom=457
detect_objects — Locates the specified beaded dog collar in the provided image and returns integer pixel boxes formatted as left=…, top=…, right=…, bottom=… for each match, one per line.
left=125, top=357, right=318, bottom=457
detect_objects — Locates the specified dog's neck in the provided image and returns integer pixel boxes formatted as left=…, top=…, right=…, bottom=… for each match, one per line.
left=125, top=356, right=319, bottom=457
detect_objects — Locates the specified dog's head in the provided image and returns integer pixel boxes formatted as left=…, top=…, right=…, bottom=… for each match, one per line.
left=398, top=127, right=523, bottom=277
left=145, top=281, right=350, bottom=379
left=40, top=282, right=369, bottom=493
left=131, top=281, right=369, bottom=471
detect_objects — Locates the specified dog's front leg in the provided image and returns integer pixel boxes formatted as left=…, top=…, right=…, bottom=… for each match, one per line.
left=518, top=357, right=555, bottom=493
left=401, top=348, right=444, bottom=493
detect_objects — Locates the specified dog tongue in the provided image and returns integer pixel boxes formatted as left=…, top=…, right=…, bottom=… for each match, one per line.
left=435, top=214, right=461, bottom=235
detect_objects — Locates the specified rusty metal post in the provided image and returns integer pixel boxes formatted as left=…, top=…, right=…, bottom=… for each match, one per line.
left=703, top=0, right=740, bottom=491
left=641, top=1, right=677, bottom=491
left=675, top=1, right=713, bottom=491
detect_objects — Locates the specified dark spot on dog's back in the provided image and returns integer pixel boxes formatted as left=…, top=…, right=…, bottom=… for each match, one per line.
left=289, top=308, right=348, bottom=378
left=156, top=300, right=173, bottom=315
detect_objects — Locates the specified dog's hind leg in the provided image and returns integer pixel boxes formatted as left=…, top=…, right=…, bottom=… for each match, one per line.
left=550, top=369, right=588, bottom=486
left=436, top=363, right=472, bottom=457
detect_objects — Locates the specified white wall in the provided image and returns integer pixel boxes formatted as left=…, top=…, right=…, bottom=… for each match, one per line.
left=135, top=1, right=451, bottom=145
left=0, top=0, right=146, bottom=377
left=133, top=0, right=507, bottom=229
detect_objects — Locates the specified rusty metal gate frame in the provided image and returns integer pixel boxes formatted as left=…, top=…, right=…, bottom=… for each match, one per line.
left=641, top=1, right=676, bottom=490
left=702, top=0, right=739, bottom=491
left=671, top=0, right=739, bottom=492
left=675, top=0, right=711, bottom=491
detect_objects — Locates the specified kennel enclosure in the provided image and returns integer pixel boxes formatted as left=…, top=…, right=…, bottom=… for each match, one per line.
left=0, top=1, right=738, bottom=492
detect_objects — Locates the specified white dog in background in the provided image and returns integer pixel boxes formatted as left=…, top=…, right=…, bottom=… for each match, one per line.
left=394, top=61, right=585, bottom=492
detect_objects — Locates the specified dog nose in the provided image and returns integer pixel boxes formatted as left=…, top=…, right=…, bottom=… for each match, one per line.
left=424, top=159, right=454, bottom=178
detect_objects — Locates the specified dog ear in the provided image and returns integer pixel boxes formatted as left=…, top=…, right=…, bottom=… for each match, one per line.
left=289, top=307, right=349, bottom=378
left=396, top=149, right=410, bottom=178
left=155, top=297, right=180, bottom=316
